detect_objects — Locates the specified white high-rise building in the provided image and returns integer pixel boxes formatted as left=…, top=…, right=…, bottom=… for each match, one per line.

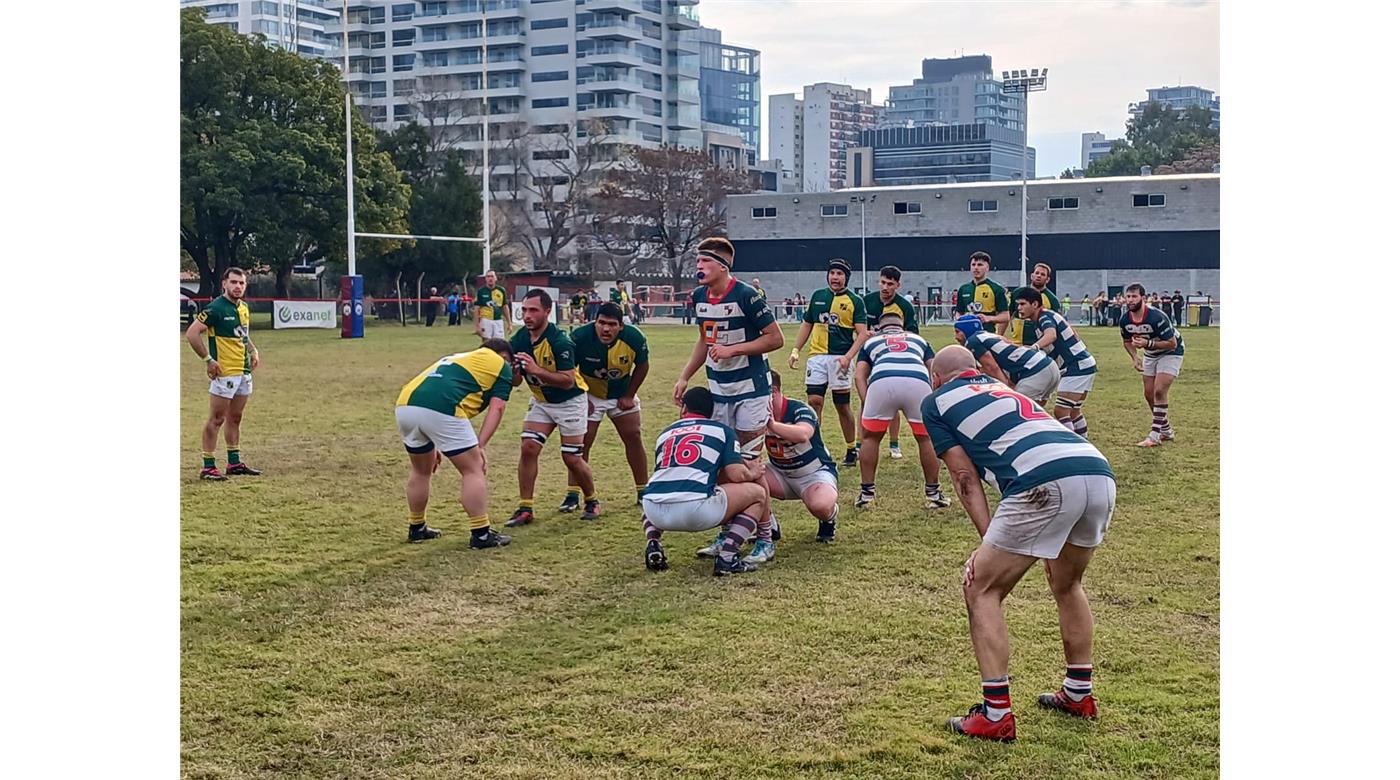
left=183, top=0, right=705, bottom=270
left=767, top=83, right=880, bottom=193
left=182, top=0, right=341, bottom=57
left=1081, top=131, right=1121, bottom=170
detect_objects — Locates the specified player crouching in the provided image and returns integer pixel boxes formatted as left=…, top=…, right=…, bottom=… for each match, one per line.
left=641, top=387, right=774, bottom=576
left=762, top=370, right=840, bottom=545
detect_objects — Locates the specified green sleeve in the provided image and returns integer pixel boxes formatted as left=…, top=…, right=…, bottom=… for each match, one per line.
left=803, top=292, right=820, bottom=324
left=952, top=285, right=968, bottom=314
left=508, top=328, right=528, bottom=354
left=551, top=332, right=577, bottom=371
left=850, top=292, right=867, bottom=323
left=626, top=326, right=649, bottom=363
left=488, top=364, right=514, bottom=401
left=902, top=297, right=919, bottom=333
left=993, top=281, right=1010, bottom=313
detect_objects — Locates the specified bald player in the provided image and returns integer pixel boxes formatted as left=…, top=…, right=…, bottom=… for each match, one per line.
left=922, top=345, right=1116, bottom=743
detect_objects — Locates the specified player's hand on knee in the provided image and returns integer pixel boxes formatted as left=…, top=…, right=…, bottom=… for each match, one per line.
left=962, top=551, right=977, bottom=588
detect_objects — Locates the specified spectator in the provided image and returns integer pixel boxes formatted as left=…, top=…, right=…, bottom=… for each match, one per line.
left=931, top=289, right=944, bottom=320
left=1081, top=293, right=1092, bottom=324
left=1061, top=292, right=1071, bottom=313
left=424, top=286, right=440, bottom=327
left=911, top=292, right=922, bottom=323
left=1199, top=292, right=1213, bottom=327
left=446, top=288, right=460, bottom=326
left=587, top=289, right=602, bottom=321
left=1092, top=291, right=1106, bottom=325
left=1170, top=290, right=1185, bottom=326
left=794, top=291, right=806, bottom=323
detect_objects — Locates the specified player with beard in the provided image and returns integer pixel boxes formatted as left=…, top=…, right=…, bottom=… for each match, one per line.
left=186, top=266, right=262, bottom=480
left=1118, top=283, right=1185, bottom=447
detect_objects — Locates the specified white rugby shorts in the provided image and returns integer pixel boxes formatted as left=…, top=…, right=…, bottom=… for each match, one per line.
left=642, top=490, right=730, bottom=532
left=984, top=474, right=1117, bottom=559
left=209, top=373, right=253, bottom=399
left=805, top=354, right=852, bottom=392
left=711, top=396, right=770, bottom=433
left=524, top=394, right=588, bottom=438
left=766, top=464, right=838, bottom=502
left=1013, top=364, right=1061, bottom=405
left=860, top=376, right=932, bottom=434
left=396, top=404, right=479, bottom=455
left=586, top=396, right=642, bottom=423
left=479, top=319, right=506, bottom=340
left=1058, top=372, right=1096, bottom=395
left=1142, top=353, right=1183, bottom=377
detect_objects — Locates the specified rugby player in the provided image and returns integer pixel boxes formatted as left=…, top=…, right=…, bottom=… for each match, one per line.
left=609, top=280, right=630, bottom=323
left=1118, top=283, right=1185, bottom=447
left=473, top=270, right=512, bottom=342
left=560, top=302, right=651, bottom=511
left=863, top=265, right=920, bottom=459
left=1014, top=287, right=1098, bottom=436
left=185, top=266, right=262, bottom=480
left=853, top=313, right=949, bottom=510
left=922, top=345, right=1116, bottom=743
left=394, top=339, right=514, bottom=547
left=1006, top=262, right=1061, bottom=346
left=674, top=237, right=785, bottom=463
left=641, top=387, right=772, bottom=577
left=762, top=370, right=840, bottom=545
left=953, top=251, right=1011, bottom=336
left=506, top=289, right=601, bottom=526
left=953, top=315, right=1061, bottom=406
left=788, top=258, right=869, bottom=466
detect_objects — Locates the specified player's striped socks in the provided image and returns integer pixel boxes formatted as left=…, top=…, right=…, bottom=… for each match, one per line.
left=860, top=482, right=875, bottom=495
left=566, top=487, right=581, bottom=502
left=845, top=440, right=857, bottom=452
left=718, top=514, right=757, bottom=560
left=924, top=482, right=941, bottom=496
left=635, top=484, right=647, bottom=499
left=756, top=512, right=774, bottom=542
left=982, top=675, right=1012, bottom=721
left=1063, top=664, right=1093, bottom=701
left=1151, top=405, right=1168, bottom=439
left=226, top=448, right=241, bottom=465
left=584, top=493, right=597, bottom=504
left=202, top=452, right=216, bottom=469
left=409, top=511, right=426, bottom=530
left=642, top=516, right=661, bottom=542
left=518, top=498, right=534, bottom=512
left=1072, top=416, right=1088, bottom=435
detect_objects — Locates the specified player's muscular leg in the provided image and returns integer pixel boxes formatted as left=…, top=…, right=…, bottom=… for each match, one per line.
left=204, top=395, right=231, bottom=452
left=519, top=422, right=553, bottom=500
left=914, top=434, right=942, bottom=485
left=225, top=393, right=251, bottom=448
left=835, top=399, right=857, bottom=445
left=1141, top=375, right=1155, bottom=409
left=888, top=413, right=903, bottom=444
left=612, top=412, right=650, bottom=487
left=859, top=425, right=884, bottom=483
left=720, top=481, right=768, bottom=521
left=802, top=484, right=838, bottom=523
left=807, top=393, right=826, bottom=423
left=1045, top=543, right=1098, bottom=666
left=567, top=420, right=603, bottom=492
left=560, top=435, right=595, bottom=497
left=447, top=448, right=487, bottom=518
left=406, top=450, right=436, bottom=515
left=1152, top=372, right=1177, bottom=406
left=963, top=544, right=1039, bottom=680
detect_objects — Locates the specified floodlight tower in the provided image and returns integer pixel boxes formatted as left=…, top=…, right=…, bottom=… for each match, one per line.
left=1001, top=68, right=1048, bottom=287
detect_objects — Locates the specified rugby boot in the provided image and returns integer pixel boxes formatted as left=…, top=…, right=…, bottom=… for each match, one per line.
left=855, top=489, right=876, bottom=509
left=558, top=492, right=581, bottom=513
left=226, top=463, right=262, bottom=476
left=199, top=467, right=227, bottom=481
left=469, top=529, right=512, bottom=549
left=505, top=508, right=535, bottom=527
left=695, top=530, right=726, bottom=558
left=581, top=499, right=603, bottom=521
left=842, top=447, right=860, bottom=467
left=742, top=539, right=776, bottom=565
left=925, top=488, right=951, bottom=509
left=1037, top=690, right=1098, bottom=719
left=1134, top=436, right=1162, bottom=448
left=713, top=555, right=758, bottom=577
left=947, top=704, right=1017, bottom=743
left=408, top=523, right=443, bottom=542
left=889, top=442, right=904, bottom=459
left=817, top=519, right=837, bottom=543
left=645, top=540, right=669, bottom=572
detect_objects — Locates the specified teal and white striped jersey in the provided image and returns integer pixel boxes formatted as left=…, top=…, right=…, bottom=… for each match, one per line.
left=857, top=330, right=935, bottom=385
left=691, top=279, right=777, bottom=402
left=764, top=396, right=836, bottom=478
left=963, top=331, right=1054, bottom=383
left=920, top=371, right=1114, bottom=496
left=642, top=415, right=744, bottom=503
left=1034, top=311, right=1097, bottom=376
left=1118, top=305, right=1185, bottom=357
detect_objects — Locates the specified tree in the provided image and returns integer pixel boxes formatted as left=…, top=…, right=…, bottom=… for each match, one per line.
left=180, top=8, right=410, bottom=296
left=1085, top=100, right=1219, bottom=179
left=375, top=123, right=482, bottom=289
left=590, top=145, right=752, bottom=288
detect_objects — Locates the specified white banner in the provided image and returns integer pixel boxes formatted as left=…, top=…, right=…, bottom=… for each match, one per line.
left=272, top=300, right=337, bottom=329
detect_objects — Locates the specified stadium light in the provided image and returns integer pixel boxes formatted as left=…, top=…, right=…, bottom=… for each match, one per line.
left=1001, top=66, right=1049, bottom=287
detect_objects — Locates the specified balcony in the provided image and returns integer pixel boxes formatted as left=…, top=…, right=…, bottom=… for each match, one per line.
left=580, top=101, right=644, bottom=121
left=666, top=4, right=701, bottom=30
left=577, top=19, right=646, bottom=40
left=584, top=0, right=643, bottom=12
left=417, top=36, right=483, bottom=53
left=578, top=46, right=644, bottom=68
left=578, top=73, right=646, bottom=93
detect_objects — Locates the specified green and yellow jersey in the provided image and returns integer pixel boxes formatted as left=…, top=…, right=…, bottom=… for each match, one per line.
left=609, top=287, right=629, bottom=306
left=474, top=285, right=508, bottom=321
left=1005, top=288, right=1059, bottom=345
left=572, top=322, right=649, bottom=400
left=396, top=348, right=514, bottom=418
left=509, top=323, right=589, bottom=404
left=197, top=295, right=251, bottom=378
left=953, top=278, right=1010, bottom=319
left=863, top=291, right=919, bottom=333
left=803, top=288, right=867, bottom=355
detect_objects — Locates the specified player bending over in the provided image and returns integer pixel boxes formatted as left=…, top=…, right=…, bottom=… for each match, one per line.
left=953, top=315, right=1061, bottom=406
left=853, top=313, right=948, bottom=510
left=761, top=370, right=840, bottom=545
left=641, top=387, right=773, bottom=577
left=1015, top=287, right=1098, bottom=436
left=921, top=345, right=1116, bottom=743
left=394, top=339, right=514, bottom=548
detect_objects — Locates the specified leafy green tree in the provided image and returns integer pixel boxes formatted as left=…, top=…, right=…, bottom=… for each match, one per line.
left=180, top=8, right=409, bottom=296
left=1085, top=100, right=1219, bottom=178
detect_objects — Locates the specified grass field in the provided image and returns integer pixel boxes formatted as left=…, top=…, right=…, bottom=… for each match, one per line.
left=181, top=319, right=1219, bottom=779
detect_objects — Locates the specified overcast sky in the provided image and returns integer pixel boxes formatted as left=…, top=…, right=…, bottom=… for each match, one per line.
left=698, top=0, right=1220, bottom=176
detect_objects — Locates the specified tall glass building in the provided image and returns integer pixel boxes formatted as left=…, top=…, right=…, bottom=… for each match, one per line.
left=691, top=26, right=760, bottom=158
left=850, top=124, right=1034, bottom=186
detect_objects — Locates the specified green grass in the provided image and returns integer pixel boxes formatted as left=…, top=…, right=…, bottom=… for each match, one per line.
left=181, top=321, right=1219, bottom=779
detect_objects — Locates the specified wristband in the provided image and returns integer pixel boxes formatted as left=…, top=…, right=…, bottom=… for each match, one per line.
left=790, top=347, right=800, bottom=358
left=1147, top=338, right=1156, bottom=350
left=205, top=355, right=216, bottom=364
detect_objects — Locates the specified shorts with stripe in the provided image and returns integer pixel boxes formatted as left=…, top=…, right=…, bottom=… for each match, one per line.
left=1143, top=353, right=1183, bottom=377
left=766, top=464, right=838, bottom=501
left=985, top=474, right=1116, bottom=559
left=805, top=354, right=852, bottom=392
left=1013, top=364, right=1061, bottom=405
left=642, top=490, right=729, bottom=532
left=1058, top=372, right=1096, bottom=395
left=524, top=394, right=588, bottom=438
left=209, top=373, right=253, bottom=399
left=396, top=404, right=479, bottom=456
left=861, top=376, right=931, bottom=435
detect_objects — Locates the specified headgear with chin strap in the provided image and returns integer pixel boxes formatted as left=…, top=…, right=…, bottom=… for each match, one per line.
left=954, top=314, right=984, bottom=339
left=827, top=257, right=852, bottom=280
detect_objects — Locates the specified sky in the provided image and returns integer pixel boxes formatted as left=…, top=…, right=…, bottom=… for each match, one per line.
left=698, top=0, right=1220, bottom=177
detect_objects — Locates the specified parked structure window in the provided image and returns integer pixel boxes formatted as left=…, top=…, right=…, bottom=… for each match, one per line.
left=531, top=18, right=569, bottom=30
left=968, top=199, right=998, bottom=212
left=751, top=206, right=777, bottom=219
left=533, top=149, right=571, bottom=160
left=1133, top=193, right=1167, bottom=207
left=1048, top=197, right=1080, bottom=210
left=820, top=204, right=849, bottom=217
left=531, top=97, right=570, bottom=108
left=532, top=44, right=569, bottom=55
left=894, top=201, right=921, bottom=215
